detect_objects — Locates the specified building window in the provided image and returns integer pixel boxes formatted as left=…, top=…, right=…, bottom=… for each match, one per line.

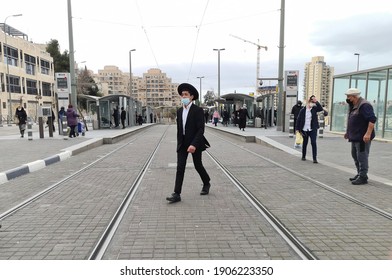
left=6, top=75, right=21, bottom=93
left=41, top=59, right=50, bottom=75
left=25, top=54, right=36, bottom=75
left=42, top=82, right=51, bottom=96
left=26, top=79, right=38, bottom=95
left=3, top=45, right=19, bottom=67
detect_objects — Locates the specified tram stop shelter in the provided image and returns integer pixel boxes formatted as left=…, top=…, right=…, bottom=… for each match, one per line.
left=78, top=94, right=140, bottom=129
left=216, top=93, right=255, bottom=126
left=256, top=93, right=276, bottom=128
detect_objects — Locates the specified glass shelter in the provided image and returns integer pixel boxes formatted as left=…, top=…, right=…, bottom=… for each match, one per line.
left=331, top=65, right=392, bottom=140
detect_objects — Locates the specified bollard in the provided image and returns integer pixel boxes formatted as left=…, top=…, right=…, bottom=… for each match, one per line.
left=27, top=122, right=33, bottom=140
left=319, top=114, right=324, bottom=138
left=62, top=116, right=68, bottom=140
left=289, top=114, right=294, bottom=138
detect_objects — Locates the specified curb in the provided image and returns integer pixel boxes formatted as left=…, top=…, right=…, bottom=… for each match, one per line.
left=0, top=139, right=101, bottom=186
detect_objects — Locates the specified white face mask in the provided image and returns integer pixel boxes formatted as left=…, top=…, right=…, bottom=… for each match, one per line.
left=181, top=98, right=191, bottom=106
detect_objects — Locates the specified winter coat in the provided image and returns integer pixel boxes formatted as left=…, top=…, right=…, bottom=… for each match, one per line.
left=66, top=108, right=79, bottom=126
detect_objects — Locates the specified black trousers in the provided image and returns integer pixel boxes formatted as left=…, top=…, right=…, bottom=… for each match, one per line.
left=174, top=147, right=210, bottom=194
left=302, top=129, right=318, bottom=160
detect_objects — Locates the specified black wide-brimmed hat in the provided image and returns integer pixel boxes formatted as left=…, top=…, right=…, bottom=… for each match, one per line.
left=177, top=83, right=199, bottom=100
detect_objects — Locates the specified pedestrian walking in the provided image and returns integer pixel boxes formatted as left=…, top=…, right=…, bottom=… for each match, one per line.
left=112, top=106, right=120, bottom=128
left=204, top=110, right=209, bottom=124
left=65, top=104, right=79, bottom=138
left=238, top=104, right=250, bottom=131
left=166, top=83, right=211, bottom=203
left=212, top=109, right=220, bottom=126
left=120, top=107, right=126, bottom=129
left=295, top=95, right=324, bottom=163
left=291, top=100, right=303, bottom=128
left=344, top=88, right=377, bottom=185
left=15, top=105, right=27, bottom=138
left=137, top=114, right=143, bottom=125
left=222, top=109, right=230, bottom=126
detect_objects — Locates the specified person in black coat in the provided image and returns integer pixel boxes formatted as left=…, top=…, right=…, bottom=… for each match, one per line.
left=295, top=95, right=324, bottom=163
left=238, top=104, right=250, bottom=131
left=112, top=106, right=120, bottom=128
left=120, top=107, right=126, bottom=129
left=291, top=100, right=302, bottom=128
left=15, top=105, right=27, bottom=138
left=166, top=83, right=211, bottom=203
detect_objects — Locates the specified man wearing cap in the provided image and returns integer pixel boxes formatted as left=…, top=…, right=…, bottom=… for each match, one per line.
left=166, top=83, right=211, bottom=203
left=344, top=88, right=377, bottom=185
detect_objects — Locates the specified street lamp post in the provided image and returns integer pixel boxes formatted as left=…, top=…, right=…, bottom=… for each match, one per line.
left=4, top=14, right=23, bottom=125
left=354, top=53, right=360, bottom=71
left=196, top=76, right=204, bottom=106
left=129, top=49, right=136, bottom=97
left=213, top=48, right=225, bottom=99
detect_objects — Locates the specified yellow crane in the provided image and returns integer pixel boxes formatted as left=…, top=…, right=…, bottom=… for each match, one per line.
left=230, top=34, right=267, bottom=94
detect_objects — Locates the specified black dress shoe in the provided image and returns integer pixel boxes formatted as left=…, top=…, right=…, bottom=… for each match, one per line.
left=200, top=183, right=210, bottom=195
left=349, top=174, right=359, bottom=181
left=301, top=157, right=306, bottom=161
left=166, top=193, right=181, bottom=202
left=351, top=176, right=368, bottom=185
left=313, top=159, right=318, bottom=163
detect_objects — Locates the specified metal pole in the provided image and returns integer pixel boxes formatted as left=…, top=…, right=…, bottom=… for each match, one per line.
left=197, top=76, right=204, bottom=105
left=276, top=0, right=285, bottom=131
left=68, top=0, right=77, bottom=107
left=4, top=14, right=22, bottom=125
left=213, top=48, right=225, bottom=99
left=354, top=53, right=360, bottom=71
left=129, top=49, right=136, bottom=97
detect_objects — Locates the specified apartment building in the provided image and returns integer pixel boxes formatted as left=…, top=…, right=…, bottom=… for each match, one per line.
left=303, top=56, right=334, bottom=111
left=0, top=24, right=55, bottom=123
left=94, top=67, right=181, bottom=108
left=96, top=65, right=128, bottom=96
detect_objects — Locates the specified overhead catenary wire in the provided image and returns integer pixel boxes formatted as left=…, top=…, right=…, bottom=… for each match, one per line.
left=186, top=0, right=210, bottom=82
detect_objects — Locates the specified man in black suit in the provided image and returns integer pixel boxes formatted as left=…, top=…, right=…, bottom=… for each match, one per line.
left=166, top=83, right=211, bottom=203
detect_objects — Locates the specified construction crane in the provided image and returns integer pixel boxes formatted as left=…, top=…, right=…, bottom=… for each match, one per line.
left=230, top=34, right=267, bottom=94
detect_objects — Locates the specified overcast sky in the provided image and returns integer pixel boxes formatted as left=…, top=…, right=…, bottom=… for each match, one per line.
left=3, top=0, right=392, bottom=97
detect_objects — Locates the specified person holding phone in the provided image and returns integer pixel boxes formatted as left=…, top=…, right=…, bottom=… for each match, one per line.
left=295, top=95, right=324, bottom=163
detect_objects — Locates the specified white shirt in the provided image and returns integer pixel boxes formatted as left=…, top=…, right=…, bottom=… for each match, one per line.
left=182, top=102, right=192, bottom=135
left=303, top=107, right=312, bottom=131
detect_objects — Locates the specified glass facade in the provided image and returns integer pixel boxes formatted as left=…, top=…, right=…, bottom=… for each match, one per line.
left=331, top=65, right=392, bottom=140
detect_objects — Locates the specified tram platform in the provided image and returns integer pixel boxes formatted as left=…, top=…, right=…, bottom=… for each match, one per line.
left=1, top=122, right=392, bottom=186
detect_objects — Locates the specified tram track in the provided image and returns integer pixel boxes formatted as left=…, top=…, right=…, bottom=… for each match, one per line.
left=88, top=126, right=169, bottom=260
left=0, top=126, right=170, bottom=260
left=0, top=128, right=151, bottom=223
left=0, top=125, right=391, bottom=260
left=205, top=130, right=392, bottom=259
left=207, top=130, right=392, bottom=221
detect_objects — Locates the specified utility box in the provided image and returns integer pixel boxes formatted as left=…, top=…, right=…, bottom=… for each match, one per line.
left=255, top=117, right=262, bottom=128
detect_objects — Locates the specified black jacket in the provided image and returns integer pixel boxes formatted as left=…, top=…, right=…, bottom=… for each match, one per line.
left=295, top=102, right=323, bottom=132
left=177, top=104, right=210, bottom=152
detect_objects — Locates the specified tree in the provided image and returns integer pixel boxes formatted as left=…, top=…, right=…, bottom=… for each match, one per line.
left=204, top=90, right=216, bottom=106
left=46, top=39, right=70, bottom=73
left=76, top=67, right=102, bottom=112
